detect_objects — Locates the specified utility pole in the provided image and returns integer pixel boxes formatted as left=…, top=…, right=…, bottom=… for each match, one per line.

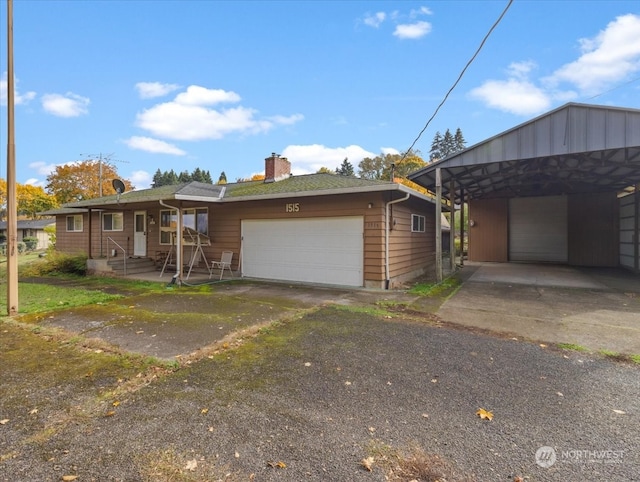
left=6, top=0, right=19, bottom=315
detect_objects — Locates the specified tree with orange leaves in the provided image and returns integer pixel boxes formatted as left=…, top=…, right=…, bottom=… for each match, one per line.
left=45, top=160, right=133, bottom=204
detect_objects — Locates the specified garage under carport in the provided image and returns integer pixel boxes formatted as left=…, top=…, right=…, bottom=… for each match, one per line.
left=408, top=102, right=640, bottom=277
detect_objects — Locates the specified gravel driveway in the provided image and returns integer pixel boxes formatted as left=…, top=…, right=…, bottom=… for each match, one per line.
left=3, top=300, right=638, bottom=481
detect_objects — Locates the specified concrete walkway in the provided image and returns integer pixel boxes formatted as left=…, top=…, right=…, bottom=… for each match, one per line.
left=438, top=263, right=640, bottom=355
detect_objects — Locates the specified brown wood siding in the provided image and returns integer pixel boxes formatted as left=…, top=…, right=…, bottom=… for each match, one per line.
left=568, top=192, right=618, bottom=267
left=210, top=193, right=388, bottom=282
left=55, top=213, right=90, bottom=254
left=468, top=198, right=508, bottom=262
left=387, top=199, right=436, bottom=281
left=54, top=190, right=436, bottom=286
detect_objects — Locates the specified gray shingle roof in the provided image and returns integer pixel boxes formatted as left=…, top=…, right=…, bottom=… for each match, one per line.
left=41, top=174, right=428, bottom=213
left=0, top=218, right=56, bottom=230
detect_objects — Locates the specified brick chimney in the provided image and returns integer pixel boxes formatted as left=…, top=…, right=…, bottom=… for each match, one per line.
left=264, top=152, right=291, bottom=183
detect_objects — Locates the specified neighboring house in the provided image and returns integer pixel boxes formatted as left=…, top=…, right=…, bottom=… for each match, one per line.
left=42, top=154, right=440, bottom=288
left=0, top=218, right=55, bottom=250
left=409, top=103, right=640, bottom=273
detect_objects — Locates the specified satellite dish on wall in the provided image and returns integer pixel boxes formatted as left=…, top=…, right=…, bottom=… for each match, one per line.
left=112, top=179, right=126, bottom=194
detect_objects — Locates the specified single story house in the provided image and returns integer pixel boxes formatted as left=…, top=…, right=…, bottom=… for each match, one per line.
left=43, top=154, right=441, bottom=288
left=409, top=103, right=640, bottom=274
left=0, top=218, right=55, bottom=250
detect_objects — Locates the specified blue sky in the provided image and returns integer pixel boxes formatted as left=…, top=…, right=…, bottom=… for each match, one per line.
left=1, top=0, right=640, bottom=190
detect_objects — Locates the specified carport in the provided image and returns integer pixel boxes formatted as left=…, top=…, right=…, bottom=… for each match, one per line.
left=409, top=103, right=640, bottom=280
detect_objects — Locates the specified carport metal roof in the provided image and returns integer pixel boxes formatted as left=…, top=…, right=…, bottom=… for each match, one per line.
left=408, top=103, right=640, bottom=203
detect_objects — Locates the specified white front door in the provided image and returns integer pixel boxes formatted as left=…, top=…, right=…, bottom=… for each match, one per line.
left=134, top=211, right=147, bottom=257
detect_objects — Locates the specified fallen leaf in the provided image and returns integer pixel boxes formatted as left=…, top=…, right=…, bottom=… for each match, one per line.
left=514, top=477, right=524, bottom=482
left=222, top=342, right=230, bottom=349
left=361, top=456, right=375, bottom=471
left=201, top=408, right=209, bottom=415
left=105, top=410, right=116, bottom=417
left=556, top=392, right=564, bottom=397
left=112, top=401, right=120, bottom=407
left=539, top=344, right=547, bottom=348
left=62, top=476, right=78, bottom=481
left=267, top=461, right=287, bottom=468
left=208, top=426, right=215, bottom=432
left=431, top=378, right=438, bottom=383
left=476, top=408, right=494, bottom=421
left=135, top=330, right=144, bottom=334
left=185, top=459, right=198, bottom=471
left=235, top=451, right=240, bottom=458
left=344, top=381, right=352, bottom=386
left=94, top=349, right=103, bottom=353
left=421, top=413, right=429, bottom=418
left=29, top=408, right=38, bottom=415
left=304, top=362, right=311, bottom=367
left=613, top=409, right=626, bottom=414
left=0, top=419, right=9, bottom=425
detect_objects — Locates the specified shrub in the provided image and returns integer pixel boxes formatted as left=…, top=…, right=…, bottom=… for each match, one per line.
left=17, top=241, right=26, bottom=254
left=21, top=251, right=88, bottom=276
left=0, top=234, right=6, bottom=243
left=22, top=236, right=39, bottom=251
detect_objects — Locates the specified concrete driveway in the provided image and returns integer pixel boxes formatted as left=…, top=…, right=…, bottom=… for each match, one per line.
left=438, top=262, right=640, bottom=355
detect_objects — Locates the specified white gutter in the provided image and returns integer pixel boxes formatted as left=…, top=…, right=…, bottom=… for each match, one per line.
left=159, top=200, right=182, bottom=281
left=384, top=192, right=410, bottom=290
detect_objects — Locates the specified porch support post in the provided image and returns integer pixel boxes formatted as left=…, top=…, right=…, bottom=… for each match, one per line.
left=435, top=168, right=442, bottom=282
left=88, top=208, right=93, bottom=259
left=460, top=188, right=465, bottom=267
left=449, top=178, right=456, bottom=271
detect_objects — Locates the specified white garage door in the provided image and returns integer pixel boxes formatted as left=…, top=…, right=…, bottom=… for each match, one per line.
left=509, top=196, right=568, bottom=263
left=241, top=217, right=364, bottom=287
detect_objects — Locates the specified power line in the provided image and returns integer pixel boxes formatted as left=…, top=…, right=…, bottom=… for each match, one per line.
left=400, top=0, right=514, bottom=162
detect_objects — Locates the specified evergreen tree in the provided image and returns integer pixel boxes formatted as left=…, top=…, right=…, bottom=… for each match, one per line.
left=177, top=170, right=191, bottom=183
left=335, top=157, right=355, bottom=176
left=202, top=170, right=213, bottom=184
left=454, top=127, right=466, bottom=152
left=429, top=131, right=443, bottom=162
left=151, top=169, right=164, bottom=188
left=192, top=167, right=205, bottom=182
left=442, top=129, right=455, bottom=158
left=218, top=171, right=227, bottom=184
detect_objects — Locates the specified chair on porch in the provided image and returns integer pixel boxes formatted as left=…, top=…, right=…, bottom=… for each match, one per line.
left=210, top=251, right=234, bottom=280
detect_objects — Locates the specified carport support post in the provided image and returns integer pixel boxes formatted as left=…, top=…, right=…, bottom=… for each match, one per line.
left=460, top=188, right=465, bottom=267
left=435, top=168, right=442, bottom=282
left=449, top=179, right=456, bottom=271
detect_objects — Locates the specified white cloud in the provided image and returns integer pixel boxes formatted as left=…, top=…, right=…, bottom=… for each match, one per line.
left=129, top=170, right=152, bottom=190
left=0, top=71, right=37, bottom=106
left=41, top=92, right=90, bottom=117
left=545, top=14, right=640, bottom=95
left=281, top=144, right=377, bottom=174
left=364, top=12, right=386, bottom=28
left=174, top=85, right=241, bottom=106
left=135, top=81, right=181, bottom=99
left=136, top=85, right=303, bottom=141
left=393, top=21, right=432, bottom=39
left=23, top=178, right=45, bottom=188
left=469, top=78, right=551, bottom=116
left=125, top=136, right=186, bottom=155
left=29, top=161, right=57, bottom=176
left=410, top=6, right=432, bottom=18
left=381, top=147, right=400, bottom=155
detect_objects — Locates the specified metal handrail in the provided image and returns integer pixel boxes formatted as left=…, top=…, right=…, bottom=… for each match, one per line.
left=106, top=237, right=127, bottom=276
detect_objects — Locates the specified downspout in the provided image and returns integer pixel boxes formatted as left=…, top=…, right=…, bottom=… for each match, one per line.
left=159, top=200, right=182, bottom=281
left=385, top=192, right=410, bottom=289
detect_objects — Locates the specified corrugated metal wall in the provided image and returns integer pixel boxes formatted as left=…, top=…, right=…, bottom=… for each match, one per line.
left=619, top=191, right=639, bottom=271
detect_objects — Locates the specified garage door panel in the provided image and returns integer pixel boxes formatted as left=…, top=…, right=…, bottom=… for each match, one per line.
left=509, top=196, right=568, bottom=263
left=242, top=217, right=364, bottom=286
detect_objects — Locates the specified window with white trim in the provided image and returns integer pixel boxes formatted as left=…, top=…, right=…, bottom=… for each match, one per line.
left=411, top=214, right=426, bottom=233
left=66, top=214, right=83, bottom=232
left=102, top=212, right=124, bottom=231
left=160, top=208, right=208, bottom=245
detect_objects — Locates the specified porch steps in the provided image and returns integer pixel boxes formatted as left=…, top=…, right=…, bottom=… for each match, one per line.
left=107, top=257, right=156, bottom=275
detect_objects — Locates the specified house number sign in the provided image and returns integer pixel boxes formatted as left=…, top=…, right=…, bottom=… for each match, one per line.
left=285, top=202, right=300, bottom=213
